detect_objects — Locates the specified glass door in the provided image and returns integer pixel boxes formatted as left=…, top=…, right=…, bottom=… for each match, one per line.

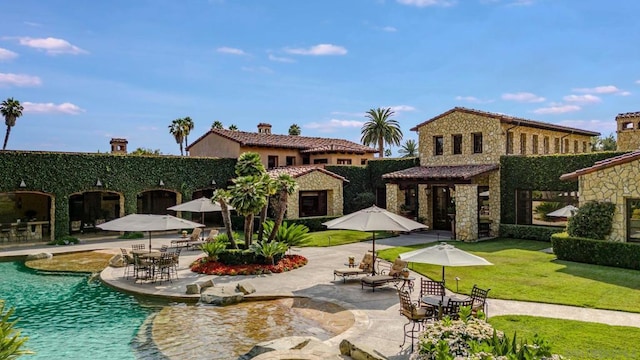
left=432, top=186, right=451, bottom=230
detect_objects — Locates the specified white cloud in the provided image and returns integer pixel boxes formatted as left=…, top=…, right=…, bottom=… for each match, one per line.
left=636, top=80, right=640, bottom=84
left=572, top=85, right=623, bottom=94
left=501, top=92, right=545, bottom=103
left=455, top=95, right=494, bottom=104
left=23, top=21, right=42, bottom=27
left=382, top=26, right=398, bottom=32
left=16, top=37, right=87, bottom=55
left=533, top=105, right=581, bottom=115
left=216, top=46, right=247, bottom=55
left=388, top=105, right=416, bottom=113
left=562, top=94, right=601, bottom=104
left=0, top=48, right=18, bottom=60
left=306, top=119, right=364, bottom=132
left=330, top=111, right=365, bottom=117
left=396, top=0, right=456, bottom=7
left=241, top=66, right=273, bottom=74
left=284, top=44, right=347, bottom=56
left=558, top=119, right=613, bottom=136
left=23, top=102, right=85, bottom=114
left=618, top=91, right=632, bottom=96
left=268, top=54, right=295, bottom=63
left=0, top=73, right=42, bottom=87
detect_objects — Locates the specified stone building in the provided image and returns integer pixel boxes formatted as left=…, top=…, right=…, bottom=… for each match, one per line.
left=616, top=111, right=640, bottom=151
left=383, top=107, right=599, bottom=241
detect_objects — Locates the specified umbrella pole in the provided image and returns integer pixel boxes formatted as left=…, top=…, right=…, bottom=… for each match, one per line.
left=148, top=231, right=152, bottom=252
left=372, top=231, right=376, bottom=274
left=201, top=213, right=205, bottom=240
left=441, top=266, right=446, bottom=303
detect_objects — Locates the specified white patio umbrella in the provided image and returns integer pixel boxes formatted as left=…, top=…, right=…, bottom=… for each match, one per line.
left=323, top=205, right=428, bottom=271
left=97, top=214, right=204, bottom=251
left=167, top=197, right=233, bottom=239
left=546, top=204, right=578, bottom=218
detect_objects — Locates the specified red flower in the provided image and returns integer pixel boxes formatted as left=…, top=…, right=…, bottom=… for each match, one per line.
left=190, top=255, right=308, bottom=276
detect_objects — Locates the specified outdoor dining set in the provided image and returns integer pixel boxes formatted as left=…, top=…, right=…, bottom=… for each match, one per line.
left=120, top=244, right=182, bottom=283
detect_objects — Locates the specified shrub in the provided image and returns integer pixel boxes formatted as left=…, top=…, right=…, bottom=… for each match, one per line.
left=249, top=240, right=288, bottom=265
left=118, top=231, right=144, bottom=239
left=567, top=201, right=615, bottom=239
left=499, top=224, right=565, bottom=242
left=47, top=235, right=79, bottom=246
left=262, top=220, right=310, bottom=247
left=218, top=249, right=256, bottom=265
left=351, top=192, right=376, bottom=211
left=534, top=201, right=563, bottom=221
left=199, top=238, right=228, bottom=261
left=0, top=301, right=33, bottom=359
left=551, top=232, right=640, bottom=270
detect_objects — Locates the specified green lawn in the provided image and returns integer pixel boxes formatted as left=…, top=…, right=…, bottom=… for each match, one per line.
left=489, top=315, right=640, bottom=360
left=303, top=230, right=394, bottom=247
left=377, top=238, right=640, bottom=313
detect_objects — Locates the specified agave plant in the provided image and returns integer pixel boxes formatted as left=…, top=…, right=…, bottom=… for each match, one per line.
left=249, top=240, right=288, bottom=265
left=262, top=220, right=310, bottom=248
left=0, top=301, right=33, bottom=359
left=200, top=238, right=229, bottom=262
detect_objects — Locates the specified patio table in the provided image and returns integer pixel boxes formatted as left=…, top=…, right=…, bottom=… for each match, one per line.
left=421, top=294, right=469, bottom=307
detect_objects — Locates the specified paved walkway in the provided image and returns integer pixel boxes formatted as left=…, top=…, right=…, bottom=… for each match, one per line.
left=2, top=231, right=639, bottom=359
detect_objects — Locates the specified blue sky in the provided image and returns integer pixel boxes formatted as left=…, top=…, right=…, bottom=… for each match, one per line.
left=1, top=0, right=639, bottom=155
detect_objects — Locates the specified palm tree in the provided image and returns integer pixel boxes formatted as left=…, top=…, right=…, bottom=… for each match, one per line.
left=1, top=98, right=24, bottom=150
left=229, top=124, right=238, bottom=131
left=211, top=189, right=238, bottom=249
left=398, top=139, right=418, bottom=157
left=232, top=152, right=268, bottom=245
left=360, top=107, right=403, bottom=158
left=168, top=119, right=186, bottom=156
left=181, top=116, right=194, bottom=153
left=211, top=120, right=223, bottom=129
left=288, top=124, right=301, bottom=136
left=235, top=152, right=265, bottom=177
left=268, top=174, right=298, bottom=242
left=229, top=175, right=268, bottom=246
left=130, top=147, right=161, bottom=156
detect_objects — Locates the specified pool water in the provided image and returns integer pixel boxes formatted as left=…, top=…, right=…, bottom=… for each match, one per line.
left=0, top=261, right=164, bottom=360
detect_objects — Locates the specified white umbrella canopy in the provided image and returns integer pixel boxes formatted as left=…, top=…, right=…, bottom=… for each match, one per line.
left=167, top=197, right=233, bottom=239
left=97, top=214, right=204, bottom=251
left=546, top=204, right=578, bottom=218
left=323, top=205, right=428, bottom=271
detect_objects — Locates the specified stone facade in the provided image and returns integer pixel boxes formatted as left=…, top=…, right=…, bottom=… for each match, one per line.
left=578, top=158, right=640, bottom=242
left=616, top=113, right=640, bottom=151
left=386, top=183, right=400, bottom=214
left=286, top=171, right=344, bottom=219
left=455, top=184, right=478, bottom=241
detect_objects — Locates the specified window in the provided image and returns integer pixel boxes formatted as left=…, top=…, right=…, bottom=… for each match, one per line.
left=286, top=156, right=296, bottom=166
left=554, top=138, right=560, bottom=153
left=267, top=156, right=278, bottom=169
left=299, top=191, right=327, bottom=217
left=628, top=199, right=640, bottom=242
left=573, top=140, right=578, bottom=153
left=506, top=132, right=514, bottom=154
left=543, top=136, right=549, bottom=154
left=452, top=134, right=463, bottom=155
left=563, top=138, right=569, bottom=154
left=622, top=121, right=634, bottom=130
left=582, top=141, right=587, bottom=153
left=337, top=158, right=352, bottom=165
left=520, top=133, right=527, bottom=155
left=532, top=135, right=539, bottom=154
left=360, top=159, right=367, bottom=165
left=434, top=136, right=444, bottom=155
left=473, top=133, right=483, bottom=154
left=302, top=156, right=310, bottom=165
left=313, top=158, right=328, bottom=164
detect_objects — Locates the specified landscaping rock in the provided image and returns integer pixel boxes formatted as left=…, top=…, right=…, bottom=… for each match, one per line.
left=241, top=336, right=319, bottom=359
left=339, top=339, right=387, bottom=360
left=25, top=253, right=53, bottom=261
left=198, top=279, right=214, bottom=290
left=109, top=254, right=124, bottom=267
left=236, top=281, right=256, bottom=295
left=185, top=283, right=201, bottom=295
left=200, top=286, right=244, bottom=305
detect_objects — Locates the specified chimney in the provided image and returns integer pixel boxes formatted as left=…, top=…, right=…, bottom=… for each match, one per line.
left=257, top=123, right=272, bottom=134
left=110, top=138, right=128, bottom=154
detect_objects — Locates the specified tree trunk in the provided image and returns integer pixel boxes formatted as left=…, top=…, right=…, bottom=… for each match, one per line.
left=257, top=202, right=268, bottom=242
left=378, top=138, right=384, bottom=158
left=244, top=214, right=254, bottom=246
left=184, top=137, right=189, bottom=156
left=2, top=125, right=11, bottom=151
left=219, top=202, right=237, bottom=249
left=268, top=192, right=288, bottom=242
left=179, top=142, right=184, bottom=156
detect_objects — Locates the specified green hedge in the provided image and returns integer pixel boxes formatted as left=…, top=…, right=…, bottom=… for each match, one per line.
left=325, top=165, right=371, bottom=214
left=218, top=249, right=256, bottom=265
left=551, top=232, right=640, bottom=270
left=286, top=216, right=341, bottom=232
left=499, top=224, right=565, bottom=242
left=500, top=152, right=627, bottom=224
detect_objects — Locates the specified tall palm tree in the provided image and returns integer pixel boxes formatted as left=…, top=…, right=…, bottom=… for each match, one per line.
left=168, top=118, right=185, bottom=156
left=181, top=116, right=194, bottom=153
left=288, top=124, right=301, bottom=136
left=257, top=174, right=277, bottom=242
left=211, top=120, right=223, bottom=129
left=268, top=174, right=298, bottom=242
left=211, top=189, right=238, bottom=249
left=1, top=98, right=24, bottom=151
left=398, top=139, right=418, bottom=157
left=229, top=124, right=238, bottom=131
left=360, top=107, right=403, bottom=158
left=235, top=152, right=265, bottom=177
left=229, top=175, right=268, bottom=246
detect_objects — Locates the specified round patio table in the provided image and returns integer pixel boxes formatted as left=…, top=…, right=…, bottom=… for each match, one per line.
left=421, top=294, right=468, bottom=307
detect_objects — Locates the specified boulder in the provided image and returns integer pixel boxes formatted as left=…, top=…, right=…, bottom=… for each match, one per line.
left=236, top=281, right=256, bottom=295
left=185, top=283, right=201, bottom=295
left=25, top=253, right=53, bottom=261
left=198, top=279, right=215, bottom=290
left=241, top=336, right=317, bottom=359
left=339, top=339, right=387, bottom=360
left=109, top=254, right=124, bottom=267
left=200, top=286, right=244, bottom=306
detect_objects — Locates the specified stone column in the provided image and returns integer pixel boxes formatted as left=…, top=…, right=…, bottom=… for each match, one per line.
left=418, top=184, right=432, bottom=228
left=455, top=184, right=478, bottom=242
left=386, top=183, right=400, bottom=213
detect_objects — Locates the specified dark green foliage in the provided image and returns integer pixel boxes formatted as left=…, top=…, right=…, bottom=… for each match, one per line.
left=117, top=231, right=144, bottom=239
left=367, top=157, right=419, bottom=189
left=285, top=216, right=340, bottom=232
left=47, top=235, right=79, bottom=245
left=217, top=249, right=256, bottom=265
left=533, top=201, right=563, bottom=221
left=0, top=151, right=236, bottom=239
left=0, top=301, right=33, bottom=359
left=567, top=201, right=616, bottom=239
left=500, top=152, right=627, bottom=224
left=552, top=232, right=640, bottom=270
left=351, top=192, right=376, bottom=211
left=262, top=220, right=310, bottom=247
left=499, top=224, right=565, bottom=242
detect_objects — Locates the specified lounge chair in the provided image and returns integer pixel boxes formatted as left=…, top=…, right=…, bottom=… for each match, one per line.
left=205, top=229, right=219, bottom=242
left=333, top=253, right=374, bottom=283
left=361, top=258, right=409, bottom=292
left=185, top=228, right=204, bottom=249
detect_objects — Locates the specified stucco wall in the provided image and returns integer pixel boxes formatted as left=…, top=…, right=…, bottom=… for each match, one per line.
left=286, top=171, right=344, bottom=219
left=189, top=134, right=241, bottom=158
left=579, top=158, right=640, bottom=242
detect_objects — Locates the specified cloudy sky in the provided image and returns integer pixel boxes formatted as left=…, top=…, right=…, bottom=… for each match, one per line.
left=1, top=0, right=639, bottom=155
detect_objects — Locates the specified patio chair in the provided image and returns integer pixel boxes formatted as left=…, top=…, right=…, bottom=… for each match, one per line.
left=333, top=253, right=375, bottom=283
left=470, top=284, right=491, bottom=318
left=132, top=253, right=153, bottom=282
left=438, top=298, right=474, bottom=320
left=159, top=245, right=168, bottom=253
left=205, top=229, right=219, bottom=242
left=398, top=289, right=434, bottom=352
left=361, top=258, right=409, bottom=292
left=131, top=243, right=146, bottom=251
left=420, top=279, right=445, bottom=299
left=120, top=248, right=134, bottom=279
left=156, top=253, right=175, bottom=283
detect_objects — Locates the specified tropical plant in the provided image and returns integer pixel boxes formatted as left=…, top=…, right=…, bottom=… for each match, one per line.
left=235, top=152, right=266, bottom=177
left=0, top=301, right=33, bottom=359
left=229, top=175, right=268, bottom=246
left=181, top=116, right=194, bottom=153
left=533, top=202, right=563, bottom=221
left=211, top=120, right=224, bottom=129
left=130, top=147, right=161, bottom=156
left=268, top=174, right=298, bottom=242
left=199, top=238, right=229, bottom=261
left=288, top=124, right=301, bottom=135
left=212, top=189, right=238, bottom=249
left=263, top=220, right=310, bottom=248
left=229, top=124, right=238, bottom=131
left=398, top=139, right=418, bottom=157
left=1, top=97, right=24, bottom=151
left=384, top=148, right=392, bottom=157
left=168, top=118, right=186, bottom=156
left=360, top=107, right=403, bottom=158
left=257, top=174, right=277, bottom=242
left=249, top=240, right=288, bottom=265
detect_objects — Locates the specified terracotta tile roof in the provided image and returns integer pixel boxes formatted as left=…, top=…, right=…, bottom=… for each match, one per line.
left=410, top=107, right=600, bottom=136
left=560, top=151, right=640, bottom=180
left=187, top=128, right=377, bottom=154
left=382, top=164, right=499, bottom=181
left=616, top=111, right=640, bottom=118
left=267, top=165, right=349, bottom=182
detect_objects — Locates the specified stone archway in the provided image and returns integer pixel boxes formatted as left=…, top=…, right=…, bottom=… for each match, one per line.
left=68, top=190, right=123, bottom=234
left=0, top=191, right=54, bottom=241
left=136, top=189, right=179, bottom=215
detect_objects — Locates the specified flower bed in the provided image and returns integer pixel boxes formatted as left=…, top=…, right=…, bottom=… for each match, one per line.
left=190, top=254, right=308, bottom=276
